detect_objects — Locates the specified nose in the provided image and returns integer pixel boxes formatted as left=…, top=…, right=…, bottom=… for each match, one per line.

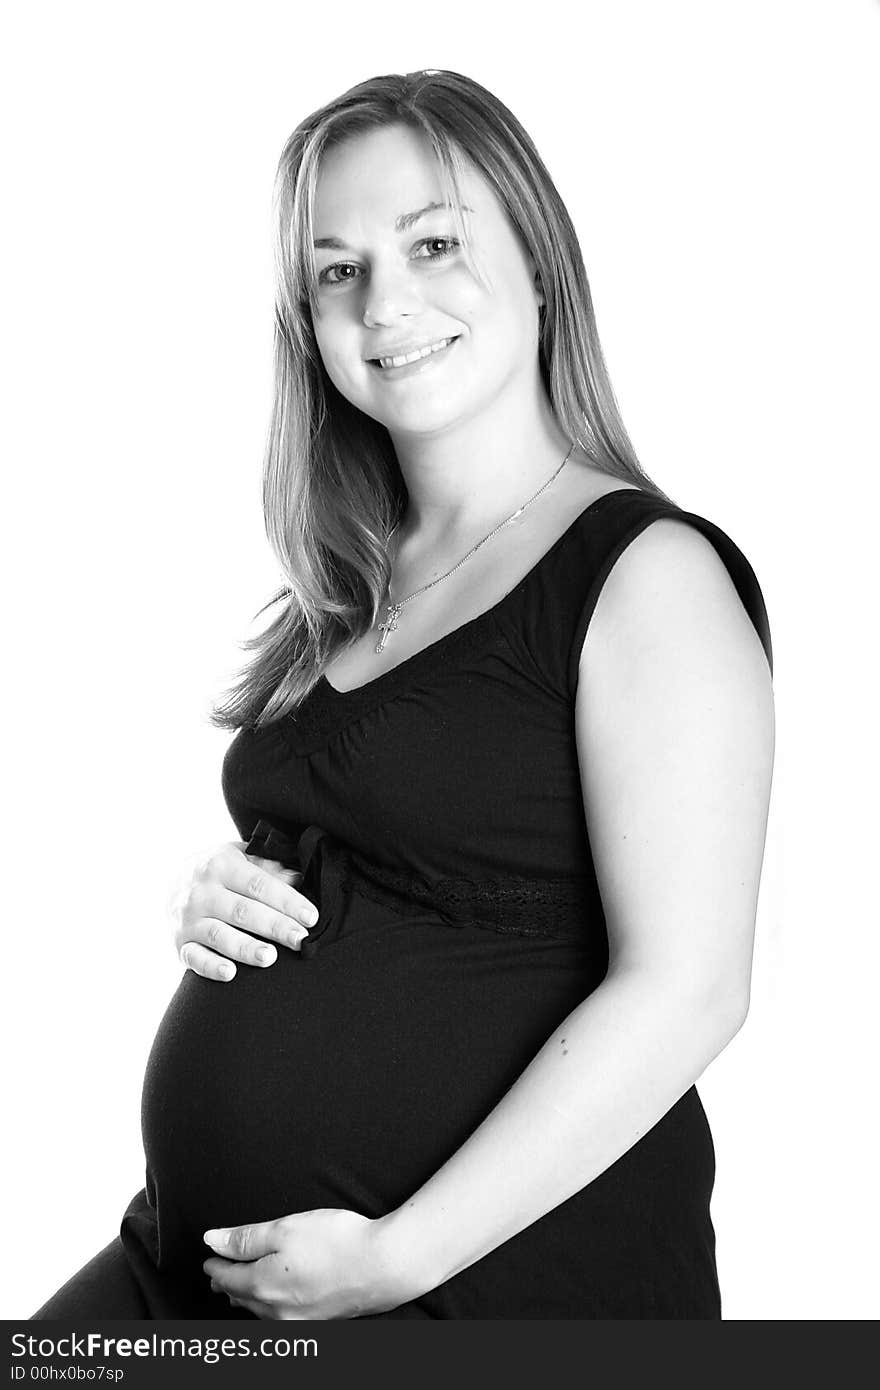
left=361, top=259, right=422, bottom=329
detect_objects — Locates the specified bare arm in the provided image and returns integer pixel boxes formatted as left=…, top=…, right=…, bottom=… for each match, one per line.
left=376, top=519, right=776, bottom=1295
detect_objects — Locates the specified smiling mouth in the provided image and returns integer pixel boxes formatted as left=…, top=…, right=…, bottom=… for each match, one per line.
left=369, top=336, right=460, bottom=370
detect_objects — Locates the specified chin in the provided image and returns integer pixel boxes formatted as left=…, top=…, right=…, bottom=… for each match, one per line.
left=379, top=402, right=466, bottom=437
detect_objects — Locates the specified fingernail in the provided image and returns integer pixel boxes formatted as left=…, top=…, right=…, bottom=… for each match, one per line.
left=256, top=946, right=275, bottom=964
left=204, top=1229, right=229, bottom=1247
left=304, top=909, right=319, bottom=926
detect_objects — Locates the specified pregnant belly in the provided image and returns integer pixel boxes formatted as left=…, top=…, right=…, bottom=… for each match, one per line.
left=141, top=890, right=600, bottom=1268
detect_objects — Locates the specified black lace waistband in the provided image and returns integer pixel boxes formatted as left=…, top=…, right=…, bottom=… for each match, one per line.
left=244, top=818, right=605, bottom=952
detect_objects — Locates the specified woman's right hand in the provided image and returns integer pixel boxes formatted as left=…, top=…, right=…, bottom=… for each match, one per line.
left=169, top=841, right=319, bottom=982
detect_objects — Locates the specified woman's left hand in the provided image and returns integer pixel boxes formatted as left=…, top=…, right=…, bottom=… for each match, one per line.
left=202, top=1208, right=412, bottom=1319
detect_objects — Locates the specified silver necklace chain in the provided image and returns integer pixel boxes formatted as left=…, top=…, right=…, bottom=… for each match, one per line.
left=375, top=441, right=575, bottom=654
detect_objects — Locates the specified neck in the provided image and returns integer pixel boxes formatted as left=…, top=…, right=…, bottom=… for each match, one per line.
left=387, top=369, right=573, bottom=549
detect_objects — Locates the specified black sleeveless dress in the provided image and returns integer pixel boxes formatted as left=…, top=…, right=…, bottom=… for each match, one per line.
left=34, top=488, right=773, bottom=1320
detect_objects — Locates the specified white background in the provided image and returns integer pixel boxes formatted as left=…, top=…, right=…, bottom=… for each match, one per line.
left=2, top=0, right=877, bottom=1321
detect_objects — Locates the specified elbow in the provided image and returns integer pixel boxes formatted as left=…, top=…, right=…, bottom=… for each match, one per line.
left=700, top=979, right=750, bottom=1045
left=670, top=956, right=752, bottom=1045
left=606, top=959, right=752, bottom=1047
left=720, top=996, right=750, bottom=1044
left=651, top=966, right=751, bottom=1047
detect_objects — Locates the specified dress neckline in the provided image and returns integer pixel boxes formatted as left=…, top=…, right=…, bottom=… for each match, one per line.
left=318, top=486, right=650, bottom=703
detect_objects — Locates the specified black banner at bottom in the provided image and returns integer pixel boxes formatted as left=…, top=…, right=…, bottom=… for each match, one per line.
left=4, top=1319, right=840, bottom=1386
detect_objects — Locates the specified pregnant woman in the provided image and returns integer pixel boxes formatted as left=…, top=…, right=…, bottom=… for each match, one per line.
left=33, top=68, right=775, bottom=1320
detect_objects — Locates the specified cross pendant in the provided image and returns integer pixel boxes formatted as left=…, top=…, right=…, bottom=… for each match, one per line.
left=376, top=603, right=402, bottom=654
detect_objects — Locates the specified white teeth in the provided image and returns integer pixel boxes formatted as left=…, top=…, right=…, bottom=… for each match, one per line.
left=377, top=337, right=454, bottom=369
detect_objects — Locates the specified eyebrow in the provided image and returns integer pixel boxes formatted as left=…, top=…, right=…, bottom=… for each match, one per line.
left=313, top=201, right=473, bottom=250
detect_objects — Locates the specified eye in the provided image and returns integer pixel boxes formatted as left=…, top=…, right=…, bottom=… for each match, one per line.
left=317, top=262, right=362, bottom=287
left=316, top=237, right=460, bottom=288
left=413, top=236, right=459, bottom=261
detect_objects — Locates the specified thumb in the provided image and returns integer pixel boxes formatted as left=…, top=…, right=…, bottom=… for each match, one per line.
left=203, top=1220, right=280, bottom=1261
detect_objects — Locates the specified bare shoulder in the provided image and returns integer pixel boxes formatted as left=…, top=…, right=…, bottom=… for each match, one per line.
left=573, top=514, right=775, bottom=1007
left=578, top=515, right=770, bottom=681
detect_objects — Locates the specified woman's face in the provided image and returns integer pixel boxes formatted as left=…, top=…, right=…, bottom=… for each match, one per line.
left=309, top=123, right=543, bottom=440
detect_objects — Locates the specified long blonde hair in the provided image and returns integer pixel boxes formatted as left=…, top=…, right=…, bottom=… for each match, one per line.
left=210, top=68, right=672, bottom=731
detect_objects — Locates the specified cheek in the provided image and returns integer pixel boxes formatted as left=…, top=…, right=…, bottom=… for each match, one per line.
left=469, top=296, right=532, bottom=371
left=464, top=271, right=531, bottom=343
left=314, top=324, right=365, bottom=391
left=312, top=315, right=338, bottom=365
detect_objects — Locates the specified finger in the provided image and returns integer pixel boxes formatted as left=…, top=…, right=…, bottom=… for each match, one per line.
left=246, top=854, right=304, bottom=887
left=204, top=1221, right=281, bottom=1262
left=204, top=1257, right=270, bottom=1299
left=179, top=942, right=238, bottom=982
left=225, top=857, right=320, bottom=932
left=238, top=1297, right=276, bottom=1318
left=210, top=1281, right=261, bottom=1313
left=182, top=915, right=287, bottom=968
left=205, top=889, right=314, bottom=956
left=224, top=845, right=304, bottom=888
left=209, top=1277, right=274, bottom=1317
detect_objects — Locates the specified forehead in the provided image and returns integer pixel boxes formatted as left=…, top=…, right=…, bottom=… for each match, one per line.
left=312, top=124, right=490, bottom=233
